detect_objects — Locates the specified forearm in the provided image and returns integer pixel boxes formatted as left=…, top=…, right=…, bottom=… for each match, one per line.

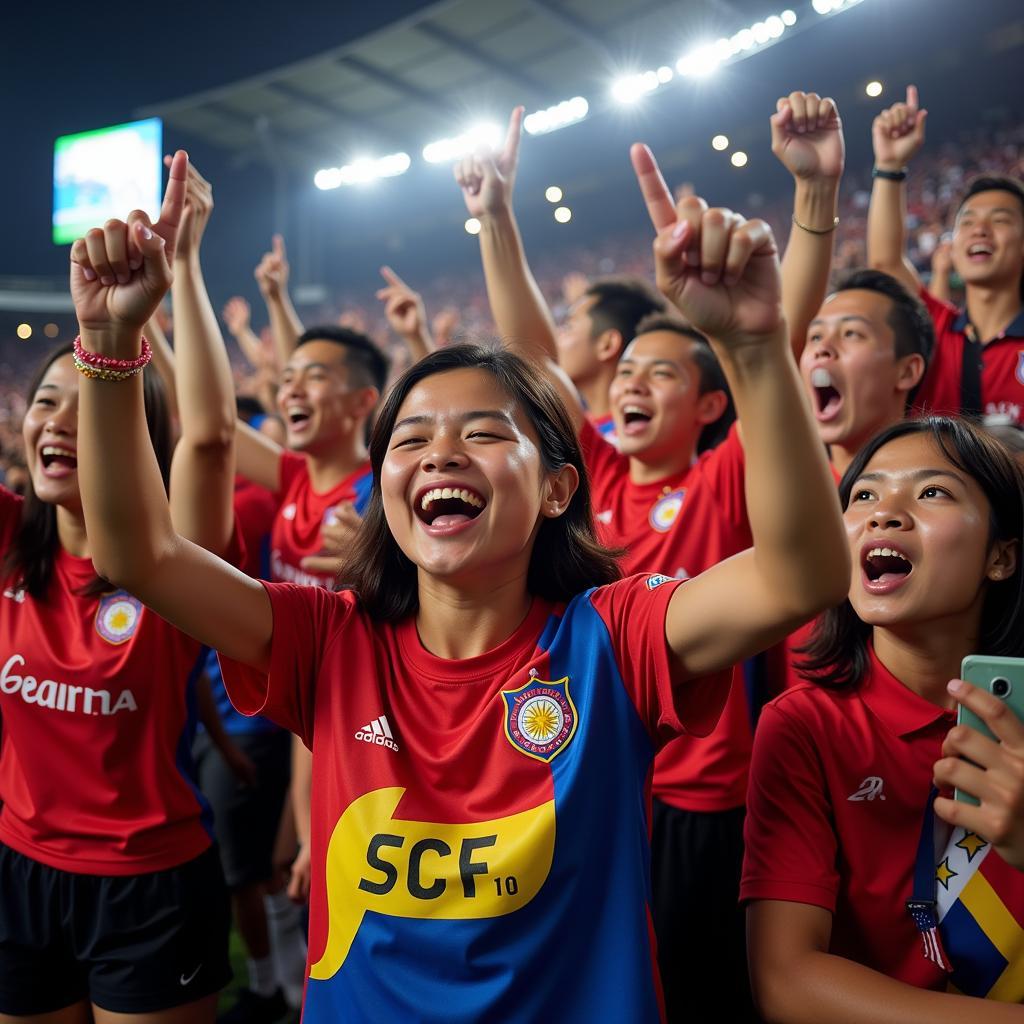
left=478, top=206, right=559, bottom=362
left=145, top=314, right=179, bottom=424
left=400, top=326, right=435, bottom=364
left=782, top=179, right=840, bottom=360
left=77, top=327, right=178, bottom=588
left=757, top=950, right=1023, bottom=1024
left=867, top=176, right=921, bottom=293
left=266, top=290, right=304, bottom=366
left=232, top=323, right=272, bottom=372
left=196, top=671, right=232, bottom=753
left=930, top=268, right=952, bottom=304
left=172, top=257, right=236, bottom=449
left=718, top=330, right=847, bottom=614
left=291, top=738, right=312, bottom=845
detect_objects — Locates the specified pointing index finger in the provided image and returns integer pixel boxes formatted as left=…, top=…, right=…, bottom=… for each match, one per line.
left=502, top=106, right=524, bottom=169
left=157, top=150, right=189, bottom=258
left=906, top=84, right=919, bottom=111
left=380, top=265, right=407, bottom=290
left=631, top=143, right=676, bottom=233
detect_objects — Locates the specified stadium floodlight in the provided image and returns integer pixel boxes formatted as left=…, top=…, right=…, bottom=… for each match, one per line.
left=314, top=152, right=410, bottom=190
left=813, top=0, right=864, bottom=13
left=554, top=206, right=572, bottom=224
left=657, top=66, right=674, bottom=84
left=865, top=80, right=883, bottom=97
left=524, top=96, right=589, bottom=136
left=731, top=151, right=748, bottom=168
left=545, top=186, right=563, bottom=203
left=712, top=134, right=729, bottom=151
left=465, top=218, right=482, bottom=235
left=423, top=123, right=504, bottom=164
left=781, top=9, right=797, bottom=26
left=611, top=71, right=661, bottom=104
left=677, top=43, right=722, bottom=77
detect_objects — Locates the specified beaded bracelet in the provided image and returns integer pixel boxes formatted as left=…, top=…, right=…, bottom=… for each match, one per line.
left=791, top=213, right=840, bottom=236
left=73, top=335, right=153, bottom=381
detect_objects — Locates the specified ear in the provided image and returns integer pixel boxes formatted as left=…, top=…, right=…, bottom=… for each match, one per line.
left=593, top=328, right=625, bottom=365
left=895, top=353, right=925, bottom=396
left=695, top=389, right=729, bottom=426
left=541, top=463, right=579, bottom=519
left=350, top=386, right=381, bottom=420
left=986, top=537, right=1018, bottom=583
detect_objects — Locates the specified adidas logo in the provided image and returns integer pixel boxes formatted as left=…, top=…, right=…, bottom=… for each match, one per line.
left=354, top=714, right=399, bottom=752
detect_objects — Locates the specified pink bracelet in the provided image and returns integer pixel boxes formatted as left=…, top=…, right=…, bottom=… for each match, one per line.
left=73, top=334, right=153, bottom=372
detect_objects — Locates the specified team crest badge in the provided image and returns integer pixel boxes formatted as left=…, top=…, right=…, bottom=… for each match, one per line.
left=95, top=591, right=143, bottom=645
left=645, top=574, right=674, bottom=590
left=649, top=489, right=685, bottom=533
left=1016, top=351, right=1024, bottom=386
left=501, top=673, right=578, bottom=764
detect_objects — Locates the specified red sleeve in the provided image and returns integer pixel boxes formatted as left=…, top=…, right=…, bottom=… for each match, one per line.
left=588, top=573, right=732, bottom=747
left=740, top=698, right=839, bottom=911
left=217, top=583, right=359, bottom=746
left=914, top=286, right=964, bottom=417
left=696, top=422, right=747, bottom=533
left=233, top=483, right=278, bottom=577
left=579, top=417, right=628, bottom=506
left=277, top=451, right=309, bottom=499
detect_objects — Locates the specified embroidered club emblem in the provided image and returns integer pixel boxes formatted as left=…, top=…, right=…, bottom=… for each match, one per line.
left=1016, top=351, right=1024, bottom=387
left=502, top=675, right=578, bottom=764
left=645, top=574, right=674, bottom=590
left=95, top=591, right=142, bottom=645
left=649, top=489, right=685, bottom=533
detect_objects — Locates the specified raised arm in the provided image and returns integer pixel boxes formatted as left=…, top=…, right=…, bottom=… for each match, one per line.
left=629, top=145, right=849, bottom=680
left=166, top=158, right=236, bottom=556
left=866, top=85, right=929, bottom=294
left=376, top=265, right=435, bottom=362
left=771, top=91, right=845, bottom=360
left=255, top=234, right=304, bottom=365
left=72, top=151, right=272, bottom=670
left=223, top=295, right=277, bottom=373
left=145, top=308, right=179, bottom=424
left=455, top=106, right=583, bottom=429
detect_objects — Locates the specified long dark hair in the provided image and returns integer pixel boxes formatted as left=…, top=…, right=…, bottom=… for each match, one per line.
left=2, top=342, right=173, bottom=599
left=797, top=417, right=1024, bottom=688
left=338, top=343, right=622, bottom=621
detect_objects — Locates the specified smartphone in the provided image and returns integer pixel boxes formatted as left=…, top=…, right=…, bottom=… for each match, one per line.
left=955, top=655, right=1024, bottom=805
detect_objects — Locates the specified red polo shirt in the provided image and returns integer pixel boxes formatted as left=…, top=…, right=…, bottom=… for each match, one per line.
left=741, top=646, right=957, bottom=987
left=914, top=289, right=1024, bottom=424
left=581, top=419, right=752, bottom=812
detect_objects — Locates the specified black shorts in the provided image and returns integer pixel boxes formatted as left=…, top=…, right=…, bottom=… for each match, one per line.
left=0, top=843, right=231, bottom=1015
left=650, top=799, right=757, bottom=1023
left=194, top=728, right=291, bottom=889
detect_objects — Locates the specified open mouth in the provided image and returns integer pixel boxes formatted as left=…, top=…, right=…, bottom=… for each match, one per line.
left=967, top=243, right=993, bottom=261
left=40, top=445, right=78, bottom=472
left=415, top=486, right=486, bottom=528
left=863, top=545, right=913, bottom=585
left=286, top=407, right=312, bottom=428
left=810, top=367, right=842, bottom=421
left=620, top=404, right=653, bottom=433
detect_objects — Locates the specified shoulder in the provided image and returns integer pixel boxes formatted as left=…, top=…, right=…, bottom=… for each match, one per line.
left=694, top=422, right=744, bottom=474
left=917, top=286, right=960, bottom=333
left=277, top=451, right=309, bottom=495
left=759, top=682, right=858, bottom=744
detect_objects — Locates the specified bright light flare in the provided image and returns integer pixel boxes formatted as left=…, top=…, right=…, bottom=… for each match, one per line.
left=865, top=80, right=883, bottom=97
left=545, top=186, right=563, bottom=203
left=16, top=323, right=31, bottom=340
left=465, top=218, right=481, bottom=235
left=314, top=151, right=410, bottom=189
left=423, top=123, right=503, bottom=164
left=731, top=151, right=748, bottom=168
left=524, top=96, right=589, bottom=135
left=554, top=206, right=572, bottom=224
left=612, top=71, right=661, bottom=104
left=712, top=134, right=729, bottom=151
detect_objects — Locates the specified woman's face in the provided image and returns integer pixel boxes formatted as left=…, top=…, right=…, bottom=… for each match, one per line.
left=22, top=354, right=81, bottom=512
left=380, top=367, right=576, bottom=589
left=844, top=431, right=1014, bottom=629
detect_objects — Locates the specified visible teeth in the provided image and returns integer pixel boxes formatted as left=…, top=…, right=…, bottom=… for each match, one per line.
left=811, top=368, right=833, bottom=388
left=623, top=405, right=650, bottom=416
left=41, top=446, right=75, bottom=458
left=867, top=547, right=910, bottom=562
left=968, top=244, right=992, bottom=255
left=419, top=487, right=484, bottom=510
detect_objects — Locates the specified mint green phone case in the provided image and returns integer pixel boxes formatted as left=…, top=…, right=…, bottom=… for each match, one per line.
left=956, top=655, right=1024, bottom=805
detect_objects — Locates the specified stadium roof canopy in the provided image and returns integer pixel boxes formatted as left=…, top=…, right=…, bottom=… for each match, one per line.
left=138, top=0, right=773, bottom=171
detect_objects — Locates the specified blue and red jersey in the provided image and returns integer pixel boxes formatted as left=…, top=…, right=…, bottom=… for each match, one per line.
left=219, top=572, right=729, bottom=1021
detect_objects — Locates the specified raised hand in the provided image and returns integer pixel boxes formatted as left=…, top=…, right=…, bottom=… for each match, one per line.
left=631, top=143, right=782, bottom=346
left=454, top=106, right=524, bottom=218
left=222, top=296, right=251, bottom=336
left=170, top=156, right=213, bottom=262
left=933, top=678, right=1024, bottom=871
left=254, top=234, right=289, bottom=299
left=770, top=91, right=844, bottom=182
left=431, top=307, right=459, bottom=346
left=70, top=150, right=188, bottom=334
left=376, top=266, right=427, bottom=340
left=872, top=85, right=928, bottom=170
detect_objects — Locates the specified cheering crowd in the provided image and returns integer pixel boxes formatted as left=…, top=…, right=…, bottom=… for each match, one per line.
left=1, top=80, right=1023, bottom=1024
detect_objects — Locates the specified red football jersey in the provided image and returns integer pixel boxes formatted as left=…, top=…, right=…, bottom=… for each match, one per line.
left=234, top=476, right=278, bottom=579
left=0, top=487, right=215, bottom=874
left=581, top=419, right=752, bottom=812
left=914, top=289, right=1024, bottom=424
left=269, top=453, right=372, bottom=589
left=218, top=574, right=729, bottom=1020
left=742, top=647, right=961, bottom=986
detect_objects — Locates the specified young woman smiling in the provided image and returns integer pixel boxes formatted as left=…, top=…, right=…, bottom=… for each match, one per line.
left=71, top=151, right=847, bottom=1022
